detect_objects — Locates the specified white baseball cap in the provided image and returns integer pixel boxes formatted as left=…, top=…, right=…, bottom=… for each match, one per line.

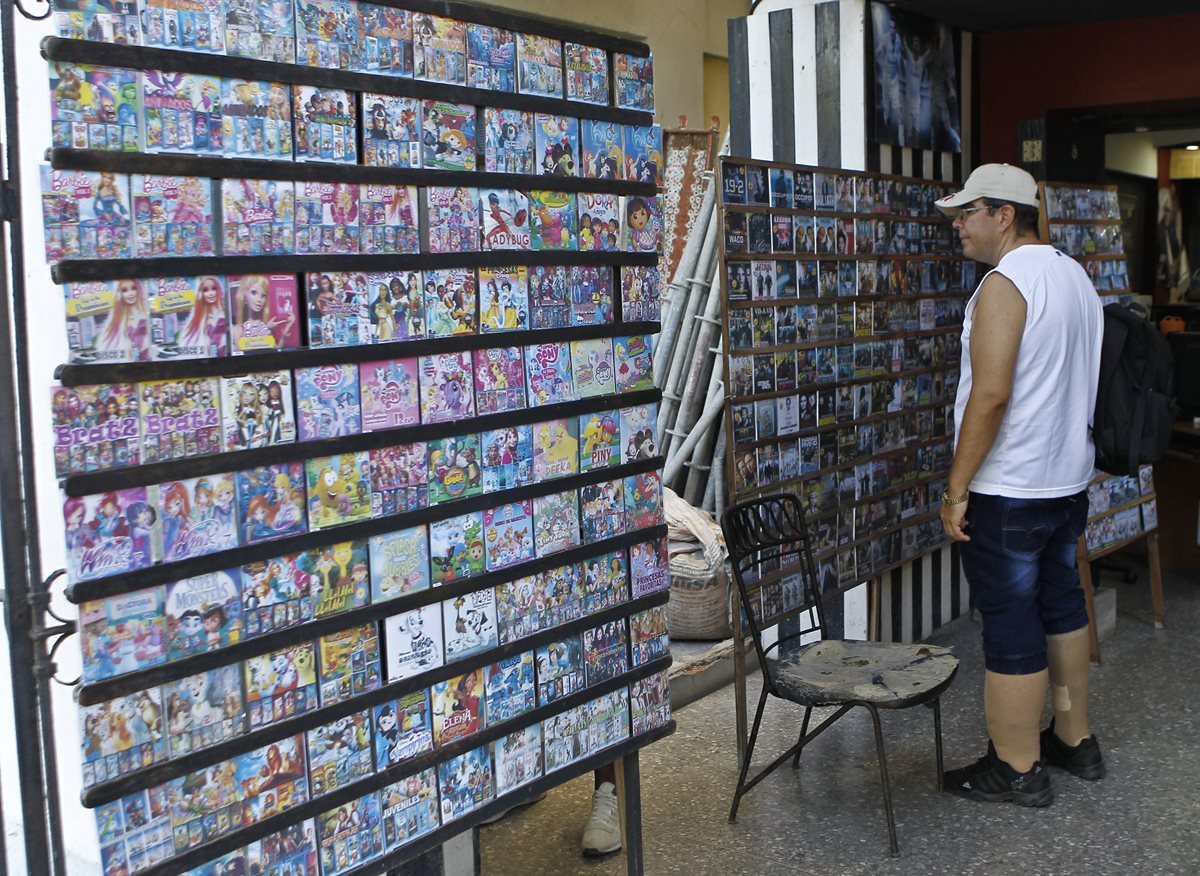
left=935, top=163, right=1039, bottom=214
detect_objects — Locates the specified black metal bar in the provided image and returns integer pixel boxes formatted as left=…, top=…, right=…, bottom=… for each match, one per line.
left=64, top=385, right=663, bottom=495
left=84, top=601, right=671, bottom=805
left=866, top=703, right=899, bottom=856
left=56, top=321, right=661, bottom=386
left=622, top=752, right=644, bottom=876
left=41, top=37, right=652, bottom=128
left=47, top=148, right=657, bottom=198
left=2, top=0, right=65, bottom=870
left=76, top=521, right=667, bottom=703
left=66, top=455, right=666, bottom=605
left=51, top=248, right=659, bottom=285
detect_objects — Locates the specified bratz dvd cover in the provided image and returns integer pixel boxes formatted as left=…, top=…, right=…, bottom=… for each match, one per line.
left=219, top=369, right=295, bottom=451
left=51, top=382, right=140, bottom=477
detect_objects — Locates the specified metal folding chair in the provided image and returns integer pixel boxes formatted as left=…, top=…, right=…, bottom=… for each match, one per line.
left=721, top=493, right=959, bottom=855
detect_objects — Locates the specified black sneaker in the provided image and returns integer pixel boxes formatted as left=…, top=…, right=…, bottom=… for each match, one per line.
left=1040, top=720, right=1106, bottom=780
left=944, top=742, right=1053, bottom=807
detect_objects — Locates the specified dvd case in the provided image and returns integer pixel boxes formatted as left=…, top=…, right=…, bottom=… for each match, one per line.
left=293, top=85, right=358, bottom=163
left=436, top=743, right=493, bottom=823
left=314, top=792, right=385, bottom=876
left=429, top=510, right=485, bottom=585
left=528, top=265, right=571, bottom=329
left=532, top=417, right=579, bottom=482
left=362, top=94, right=421, bottom=167
left=235, top=462, right=307, bottom=544
left=62, top=279, right=151, bottom=365
left=307, top=709, right=373, bottom=798
left=52, top=382, right=140, bottom=478
left=485, top=651, right=535, bottom=727
left=142, top=0, right=225, bottom=52
left=442, top=588, right=497, bottom=662
left=295, top=364, right=361, bottom=441
left=364, top=270, right=423, bottom=339
left=482, top=107, right=533, bottom=173
left=535, top=114, right=579, bottom=176
left=374, top=691, right=433, bottom=769
left=295, top=0, right=362, bottom=69
left=305, top=451, right=372, bottom=530
left=163, top=664, right=245, bottom=757
left=240, top=552, right=313, bottom=638
left=467, top=23, right=516, bottom=90
left=380, top=769, right=440, bottom=851
left=158, top=473, right=239, bottom=562
left=432, top=667, right=484, bottom=745
left=78, top=586, right=165, bottom=683
left=419, top=351, right=475, bottom=424
left=421, top=99, right=476, bottom=171
left=140, top=71, right=222, bottom=156
left=579, top=409, right=620, bottom=472
left=623, top=123, right=662, bottom=186
left=219, top=369, right=295, bottom=450
left=413, top=12, right=467, bottom=85
left=50, top=62, right=139, bottom=151
left=614, top=52, right=653, bottom=111
left=227, top=273, right=300, bottom=353
left=222, top=79, right=294, bottom=159
left=225, top=0, right=294, bottom=62
left=383, top=603, right=443, bottom=681
left=221, top=177, right=294, bottom=255
left=428, top=433, right=482, bottom=504
left=165, top=569, right=242, bottom=659
left=243, top=642, right=319, bottom=729
left=295, top=181, right=360, bottom=254
left=370, top=442, right=428, bottom=515
left=148, top=275, right=229, bottom=360
left=478, top=267, right=529, bottom=333
left=516, top=33, right=563, bottom=97
left=357, top=3, right=414, bottom=75
left=535, top=634, right=584, bottom=705
left=40, top=167, right=132, bottom=262
left=481, top=425, right=533, bottom=493
left=360, top=184, right=421, bottom=255
left=494, top=724, right=542, bottom=795
left=318, top=622, right=382, bottom=706
left=369, top=524, right=429, bottom=602
left=80, top=688, right=167, bottom=788
left=480, top=189, right=531, bottom=251
left=533, top=489, right=580, bottom=557
left=483, top=501, right=535, bottom=571
left=360, top=356, right=419, bottom=431
left=306, top=270, right=370, bottom=348
left=53, top=0, right=139, bottom=45
left=524, top=342, right=575, bottom=406
left=571, top=337, right=616, bottom=398
left=565, top=42, right=608, bottom=105
left=474, top=346, right=526, bottom=414
left=425, top=185, right=480, bottom=254
left=131, top=174, right=215, bottom=257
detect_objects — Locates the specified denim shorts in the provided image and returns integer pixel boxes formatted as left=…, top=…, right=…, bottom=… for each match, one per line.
left=959, top=491, right=1090, bottom=675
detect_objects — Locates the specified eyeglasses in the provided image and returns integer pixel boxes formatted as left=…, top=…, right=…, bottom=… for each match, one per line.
left=955, top=205, right=997, bottom=220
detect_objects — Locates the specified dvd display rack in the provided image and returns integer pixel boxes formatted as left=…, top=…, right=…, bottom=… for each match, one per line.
left=1040, top=181, right=1164, bottom=659
left=40, top=2, right=672, bottom=874
left=717, top=157, right=970, bottom=605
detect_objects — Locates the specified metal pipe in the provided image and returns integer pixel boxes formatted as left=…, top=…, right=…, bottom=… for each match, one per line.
left=657, top=214, right=720, bottom=446
left=666, top=257, right=724, bottom=464
left=664, top=380, right=726, bottom=485
left=712, top=425, right=727, bottom=519
left=684, top=347, right=725, bottom=504
left=654, top=182, right=717, bottom=386
left=1, top=0, right=62, bottom=867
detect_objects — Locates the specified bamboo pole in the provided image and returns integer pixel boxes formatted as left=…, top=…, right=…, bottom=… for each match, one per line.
left=663, top=378, right=726, bottom=486
left=653, top=178, right=716, bottom=377
left=665, top=252, right=725, bottom=465
left=683, top=346, right=725, bottom=505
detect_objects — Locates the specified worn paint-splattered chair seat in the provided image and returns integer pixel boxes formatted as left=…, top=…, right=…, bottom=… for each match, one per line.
left=770, top=640, right=959, bottom=706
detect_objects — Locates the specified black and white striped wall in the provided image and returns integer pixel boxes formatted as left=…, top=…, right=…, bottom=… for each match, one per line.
left=727, top=0, right=973, bottom=643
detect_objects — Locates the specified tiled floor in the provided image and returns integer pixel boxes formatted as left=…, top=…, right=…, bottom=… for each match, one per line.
left=481, top=567, right=1200, bottom=875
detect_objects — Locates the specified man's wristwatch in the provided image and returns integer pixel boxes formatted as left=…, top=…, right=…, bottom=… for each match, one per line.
left=941, top=490, right=969, bottom=507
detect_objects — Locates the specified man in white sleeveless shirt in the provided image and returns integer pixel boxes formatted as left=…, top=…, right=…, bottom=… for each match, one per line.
left=935, top=165, right=1105, bottom=806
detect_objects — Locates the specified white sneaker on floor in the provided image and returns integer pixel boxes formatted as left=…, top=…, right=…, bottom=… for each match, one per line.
left=582, top=781, right=622, bottom=857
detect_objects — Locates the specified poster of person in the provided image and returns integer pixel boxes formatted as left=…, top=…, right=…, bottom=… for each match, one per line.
left=870, top=2, right=960, bottom=152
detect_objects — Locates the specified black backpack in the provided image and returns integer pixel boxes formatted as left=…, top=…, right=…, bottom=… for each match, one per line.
left=1093, top=303, right=1178, bottom=476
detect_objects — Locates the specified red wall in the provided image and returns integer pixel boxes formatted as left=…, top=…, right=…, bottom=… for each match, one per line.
left=979, top=13, right=1200, bottom=163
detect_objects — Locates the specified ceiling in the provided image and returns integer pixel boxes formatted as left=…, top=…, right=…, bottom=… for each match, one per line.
left=886, top=0, right=1199, bottom=33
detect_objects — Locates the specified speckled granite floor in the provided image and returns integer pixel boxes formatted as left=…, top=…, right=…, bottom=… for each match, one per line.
left=480, top=566, right=1200, bottom=876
